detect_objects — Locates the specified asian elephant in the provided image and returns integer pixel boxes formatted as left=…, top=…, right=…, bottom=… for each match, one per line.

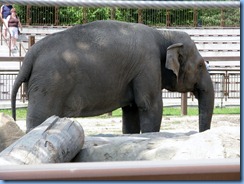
left=11, top=20, right=214, bottom=133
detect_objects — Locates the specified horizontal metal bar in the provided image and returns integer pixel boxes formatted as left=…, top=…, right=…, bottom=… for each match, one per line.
left=0, top=0, right=240, bottom=9
left=0, top=57, right=24, bottom=61
left=0, top=70, right=20, bottom=73
left=203, top=56, right=240, bottom=61
left=0, top=159, right=240, bottom=180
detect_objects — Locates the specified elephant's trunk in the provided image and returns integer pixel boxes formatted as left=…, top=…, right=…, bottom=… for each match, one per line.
left=194, top=72, right=214, bottom=132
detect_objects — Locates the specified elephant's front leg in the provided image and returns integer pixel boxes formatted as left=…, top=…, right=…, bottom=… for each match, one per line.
left=138, top=93, right=163, bottom=133
left=132, top=65, right=163, bottom=133
left=122, top=103, right=140, bottom=134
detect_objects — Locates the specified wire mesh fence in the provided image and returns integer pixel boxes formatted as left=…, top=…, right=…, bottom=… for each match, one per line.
left=13, top=5, right=240, bottom=27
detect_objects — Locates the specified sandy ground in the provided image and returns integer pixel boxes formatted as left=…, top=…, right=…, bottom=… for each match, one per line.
left=16, top=114, right=239, bottom=135
left=16, top=114, right=240, bottom=135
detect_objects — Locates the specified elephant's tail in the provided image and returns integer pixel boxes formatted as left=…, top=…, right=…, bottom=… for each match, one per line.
left=11, top=52, right=34, bottom=121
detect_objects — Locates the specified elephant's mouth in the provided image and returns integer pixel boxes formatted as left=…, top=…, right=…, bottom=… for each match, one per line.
left=192, top=83, right=203, bottom=99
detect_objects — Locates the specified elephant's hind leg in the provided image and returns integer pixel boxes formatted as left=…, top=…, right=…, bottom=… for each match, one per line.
left=122, top=104, right=140, bottom=134
left=26, top=93, right=64, bottom=132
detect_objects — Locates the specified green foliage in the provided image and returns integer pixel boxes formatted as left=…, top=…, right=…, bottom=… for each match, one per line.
left=59, top=7, right=83, bottom=25
left=224, top=8, right=240, bottom=27
left=12, top=5, right=239, bottom=27
left=13, top=5, right=26, bottom=23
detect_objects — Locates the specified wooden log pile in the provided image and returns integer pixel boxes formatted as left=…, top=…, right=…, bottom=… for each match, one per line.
left=0, top=116, right=84, bottom=165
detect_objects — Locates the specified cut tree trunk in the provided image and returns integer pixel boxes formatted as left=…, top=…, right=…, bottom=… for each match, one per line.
left=0, top=116, right=84, bottom=165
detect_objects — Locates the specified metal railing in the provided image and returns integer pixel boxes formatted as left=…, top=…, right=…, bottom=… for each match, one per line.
left=162, top=69, right=240, bottom=99
left=0, top=60, right=240, bottom=104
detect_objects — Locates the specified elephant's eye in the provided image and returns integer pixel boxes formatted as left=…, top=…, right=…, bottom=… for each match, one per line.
left=199, top=63, right=203, bottom=69
left=179, top=55, right=184, bottom=64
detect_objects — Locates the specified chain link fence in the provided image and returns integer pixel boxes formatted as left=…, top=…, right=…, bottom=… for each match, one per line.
left=12, top=5, right=240, bottom=27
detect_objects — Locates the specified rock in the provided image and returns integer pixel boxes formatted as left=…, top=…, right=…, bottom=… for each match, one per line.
left=0, top=113, right=24, bottom=152
left=73, top=126, right=240, bottom=162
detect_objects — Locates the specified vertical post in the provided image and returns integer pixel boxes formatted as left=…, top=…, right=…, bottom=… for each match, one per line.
left=224, top=71, right=229, bottom=101
left=181, top=93, right=187, bottom=115
left=19, top=42, right=21, bottom=56
left=221, top=8, right=225, bottom=27
left=26, top=5, right=31, bottom=25
left=166, top=9, right=171, bottom=27
left=55, top=6, right=59, bottom=26
left=193, top=8, right=198, bottom=27
left=111, top=8, right=116, bottom=20
left=138, top=9, right=143, bottom=23
left=83, top=7, right=88, bottom=24
left=28, top=36, right=35, bottom=48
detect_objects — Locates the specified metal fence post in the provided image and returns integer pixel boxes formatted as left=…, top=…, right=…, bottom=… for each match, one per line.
left=83, top=7, right=88, bottom=24
left=111, top=8, right=116, bottom=20
left=221, top=8, right=225, bottom=27
left=138, top=9, right=143, bottom=23
left=193, top=8, right=198, bottom=27
left=166, top=9, right=171, bottom=27
left=26, top=5, right=31, bottom=25
left=55, top=6, right=59, bottom=26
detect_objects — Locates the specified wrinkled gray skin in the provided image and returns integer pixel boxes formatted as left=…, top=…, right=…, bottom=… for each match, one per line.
left=11, top=20, right=214, bottom=133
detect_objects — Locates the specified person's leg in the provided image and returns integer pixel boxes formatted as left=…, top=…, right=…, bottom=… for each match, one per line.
left=8, top=27, right=13, bottom=49
left=11, top=27, right=18, bottom=49
left=3, top=19, right=8, bottom=38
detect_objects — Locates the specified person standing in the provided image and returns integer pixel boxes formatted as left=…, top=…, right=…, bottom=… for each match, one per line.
left=0, top=4, right=13, bottom=39
left=7, top=8, right=22, bottom=50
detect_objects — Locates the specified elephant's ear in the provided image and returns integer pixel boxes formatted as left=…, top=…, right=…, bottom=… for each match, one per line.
left=165, top=43, right=183, bottom=81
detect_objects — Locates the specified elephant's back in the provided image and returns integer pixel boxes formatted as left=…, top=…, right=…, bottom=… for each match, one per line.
left=28, top=20, right=160, bottom=86
left=33, top=20, right=157, bottom=56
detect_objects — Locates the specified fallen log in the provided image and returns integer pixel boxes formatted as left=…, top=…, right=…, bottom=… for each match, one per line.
left=0, top=116, right=84, bottom=165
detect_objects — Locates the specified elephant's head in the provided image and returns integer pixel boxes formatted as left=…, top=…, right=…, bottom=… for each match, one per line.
left=162, top=31, right=214, bottom=132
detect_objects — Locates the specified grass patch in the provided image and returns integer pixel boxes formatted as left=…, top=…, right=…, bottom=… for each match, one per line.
left=0, top=106, right=240, bottom=120
left=163, top=106, right=240, bottom=116
left=0, top=108, right=27, bottom=119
